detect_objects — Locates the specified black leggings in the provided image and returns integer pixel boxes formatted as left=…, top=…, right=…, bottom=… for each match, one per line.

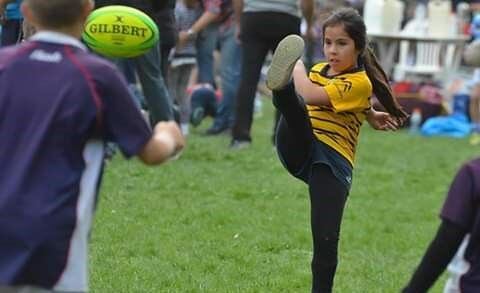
left=273, top=83, right=348, bottom=293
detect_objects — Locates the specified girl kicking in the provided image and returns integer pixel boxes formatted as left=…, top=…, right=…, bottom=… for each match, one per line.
left=266, top=7, right=407, bottom=293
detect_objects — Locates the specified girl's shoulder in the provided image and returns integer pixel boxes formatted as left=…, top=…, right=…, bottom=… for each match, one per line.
left=340, top=69, right=370, bottom=83
left=310, top=62, right=328, bottom=73
left=310, top=63, right=370, bottom=85
left=340, top=70, right=372, bottom=94
left=310, top=62, right=367, bottom=78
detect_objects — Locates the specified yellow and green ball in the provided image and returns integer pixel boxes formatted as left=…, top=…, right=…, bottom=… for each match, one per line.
left=83, top=5, right=159, bottom=58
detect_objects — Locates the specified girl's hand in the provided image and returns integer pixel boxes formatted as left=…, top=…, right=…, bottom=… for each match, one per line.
left=366, top=109, right=399, bottom=131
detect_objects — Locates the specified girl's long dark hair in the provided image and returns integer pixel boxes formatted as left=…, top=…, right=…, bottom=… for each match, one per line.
left=322, top=7, right=408, bottom=121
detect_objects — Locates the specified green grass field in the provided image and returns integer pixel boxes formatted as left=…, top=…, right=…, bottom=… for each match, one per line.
left=90, top=99, right=477, bottom=292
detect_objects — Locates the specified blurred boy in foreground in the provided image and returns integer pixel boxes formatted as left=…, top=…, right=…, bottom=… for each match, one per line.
left=0, top=0, right=184, bottom=291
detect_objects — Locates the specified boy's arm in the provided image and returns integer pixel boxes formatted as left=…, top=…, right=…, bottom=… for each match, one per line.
left=402, top=219, right=467, bottom=293
left=96, top=64, right=183, bottom=164
left=137, top=121, right=185, bottom=165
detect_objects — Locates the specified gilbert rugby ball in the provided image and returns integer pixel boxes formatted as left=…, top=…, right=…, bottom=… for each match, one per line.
left=83, top=5, right=159, bottom=58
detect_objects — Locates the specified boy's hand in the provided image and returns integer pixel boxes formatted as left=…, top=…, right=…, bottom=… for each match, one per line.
left=153, top=121, right=185, bottom=157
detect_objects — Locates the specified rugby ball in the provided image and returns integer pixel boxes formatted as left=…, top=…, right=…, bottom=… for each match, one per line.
left=464, top=40, right=480, bottom=67
left=83, top=5, right=159, bottom=58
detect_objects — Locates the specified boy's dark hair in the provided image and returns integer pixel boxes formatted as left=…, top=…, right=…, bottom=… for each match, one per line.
left=322, top=7, right=407, bottom=121
left=25, top=0, right=88, bottom=28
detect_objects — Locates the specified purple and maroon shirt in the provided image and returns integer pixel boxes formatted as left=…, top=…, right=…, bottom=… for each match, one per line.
left=0, top=32, right=151, bottom=291
left=441, top=158, right=480, bottom=292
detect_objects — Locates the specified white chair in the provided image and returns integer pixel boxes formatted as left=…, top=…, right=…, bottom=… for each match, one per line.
left=394, top=39, right=465, bottom=83
left=393, top=15, right=465, bottom=83
left=395, top=41, right=441, bottom=79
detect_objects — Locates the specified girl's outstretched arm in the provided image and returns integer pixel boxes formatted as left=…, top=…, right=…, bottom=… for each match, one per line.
left=292, top=60, right=331, bottom=106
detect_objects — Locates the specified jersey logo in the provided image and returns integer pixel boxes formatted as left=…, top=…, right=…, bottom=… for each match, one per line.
left=337, top=77, right=352, bottom=92
left=29, top=49, right=63, bottom=63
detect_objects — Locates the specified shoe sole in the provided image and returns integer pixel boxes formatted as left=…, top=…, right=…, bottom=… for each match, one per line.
left=266, top=34, right=305, bottom=91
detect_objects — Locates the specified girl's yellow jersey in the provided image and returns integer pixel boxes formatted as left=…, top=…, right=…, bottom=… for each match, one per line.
left=307, top=62, right=372, bottom=166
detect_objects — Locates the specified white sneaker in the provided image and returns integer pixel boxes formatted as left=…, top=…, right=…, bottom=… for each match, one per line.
left=266, top=34, right=305, bottom=91
left=181, top=123, right=189, bottom=136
